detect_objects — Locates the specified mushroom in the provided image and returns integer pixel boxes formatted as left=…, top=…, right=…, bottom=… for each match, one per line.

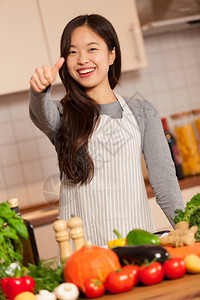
left=54, top=283, right=79, bottom=300
left=36, top=290, right=56, bottom=300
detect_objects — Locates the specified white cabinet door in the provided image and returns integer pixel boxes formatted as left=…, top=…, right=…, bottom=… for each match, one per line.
left=0, top=0, right=51, bottom=95
left=38, top=0, right=147, bottom=84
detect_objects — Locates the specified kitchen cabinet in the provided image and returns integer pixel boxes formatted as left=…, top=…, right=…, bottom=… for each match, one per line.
left=0, top=0, right=51, bottom=95
left=0, top=0, right=147, bottom=95
left=38, top=0, right=148, bottom=85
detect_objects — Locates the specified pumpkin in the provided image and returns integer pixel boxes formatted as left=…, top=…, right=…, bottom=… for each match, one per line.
left=64, top=242, right=121, bottom=289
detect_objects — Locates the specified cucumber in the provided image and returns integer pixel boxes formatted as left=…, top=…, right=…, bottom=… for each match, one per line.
left=111, top=244, right=170, bottom=265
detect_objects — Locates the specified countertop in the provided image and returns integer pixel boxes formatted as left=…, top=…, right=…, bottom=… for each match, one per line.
left=83, top=273, right=200, bottom=300
left=21, top=175, right=200, bottom=228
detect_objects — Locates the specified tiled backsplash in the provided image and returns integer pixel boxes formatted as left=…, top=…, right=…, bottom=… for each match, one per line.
left=0, top=27, right=200, bottom=208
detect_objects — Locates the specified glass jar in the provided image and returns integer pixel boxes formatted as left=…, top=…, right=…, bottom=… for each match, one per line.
left=192, top=108, right=200, bottom=142
left=170, top=111, right=200, bottom=177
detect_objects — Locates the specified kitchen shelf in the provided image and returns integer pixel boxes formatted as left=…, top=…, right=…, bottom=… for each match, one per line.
left=21, top=175, right=200, bottom=228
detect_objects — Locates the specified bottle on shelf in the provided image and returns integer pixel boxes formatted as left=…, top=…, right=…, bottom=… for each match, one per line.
left=7, top=198, right=40, bottom=266
left=161, top=117, right=184, bottom=180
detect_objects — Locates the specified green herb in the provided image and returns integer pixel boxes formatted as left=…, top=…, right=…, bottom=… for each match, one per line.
left=27, top=260, right=64, bottom=293
left=189, top=207, right=200, bottom=241
left=0, top=202, right=28, bottom=267
left=174, top=193, right=200, bottom=241
left=174, top=209, right=185, bottom=224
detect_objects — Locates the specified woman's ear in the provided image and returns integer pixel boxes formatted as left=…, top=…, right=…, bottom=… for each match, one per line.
left=109, top=47, right=116, bottom=65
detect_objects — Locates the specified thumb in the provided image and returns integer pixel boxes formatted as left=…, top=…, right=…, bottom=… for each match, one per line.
left=52, top=57, right=65, bottom=75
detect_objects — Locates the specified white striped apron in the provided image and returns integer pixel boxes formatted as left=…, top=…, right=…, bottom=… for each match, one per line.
left=59, top=93, right=156, bottom=246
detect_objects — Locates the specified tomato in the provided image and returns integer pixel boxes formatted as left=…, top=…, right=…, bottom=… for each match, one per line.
left=163, top=258, right=186, bottom=279
left=139, top=262, right=164, bottom=285
left=122, top=265, right=140, bottom=286
left=82, top=278, right=105, bottom=298
left=105, top=268, right=134, bottom=294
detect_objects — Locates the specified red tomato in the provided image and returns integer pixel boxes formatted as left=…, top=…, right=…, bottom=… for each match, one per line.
left=105, top=268, right=134, bottom=294
left=82, top=278, right=105, bottom=298
left=122, top=265, right=140, bottom=286
left=139, top=262, right=165, bottom=285
left=163, top=258, right=186, bottom=279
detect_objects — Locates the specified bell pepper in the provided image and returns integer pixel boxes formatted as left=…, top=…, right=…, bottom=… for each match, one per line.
left=1, top=276, right=35, bottom=300
left=108, top=229, right=127, bottom=249
left=126, top=229, right=160, bottom=246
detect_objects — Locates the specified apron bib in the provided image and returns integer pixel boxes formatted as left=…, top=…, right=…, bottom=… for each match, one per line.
left=59, top=93, right=156, bottom=246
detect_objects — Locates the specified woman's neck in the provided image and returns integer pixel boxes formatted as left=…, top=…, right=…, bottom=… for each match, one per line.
left=85, top=85, right=117, bottom=104
left=86, top=78, right=117, bottom=104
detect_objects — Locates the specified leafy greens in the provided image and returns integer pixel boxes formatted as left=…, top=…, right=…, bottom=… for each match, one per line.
left=174, top=193, right=200, bottom=241
left=0, top=202, right=28, bottom=267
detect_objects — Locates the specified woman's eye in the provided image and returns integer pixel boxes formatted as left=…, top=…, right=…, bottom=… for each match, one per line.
left=89, top=48, right=97, bottom=52
left=68, top=50, right=77, bottom=55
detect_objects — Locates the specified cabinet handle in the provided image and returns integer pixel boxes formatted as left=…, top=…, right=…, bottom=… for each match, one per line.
left=129, top=23, right=140, bottom=62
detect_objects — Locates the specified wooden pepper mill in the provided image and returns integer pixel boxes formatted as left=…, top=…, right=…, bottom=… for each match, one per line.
left=67, top=216, right=85, bottom=252
left=53, top=218, right=73, bottom=262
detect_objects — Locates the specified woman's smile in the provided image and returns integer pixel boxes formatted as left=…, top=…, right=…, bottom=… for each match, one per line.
left=77, top=67, right=96, bottom=77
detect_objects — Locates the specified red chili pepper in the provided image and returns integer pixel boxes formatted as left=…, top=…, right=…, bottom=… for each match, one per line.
left=0, top=276, right=35, bottom=300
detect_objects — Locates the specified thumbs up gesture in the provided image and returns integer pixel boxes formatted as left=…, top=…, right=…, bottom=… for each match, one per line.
left=30, top=57, right=65, bottom=92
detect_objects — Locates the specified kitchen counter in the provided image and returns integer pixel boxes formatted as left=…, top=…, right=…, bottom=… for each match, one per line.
left=81, top=273, right=200, bottom=300
left=21, top=175, right=200, bottom=228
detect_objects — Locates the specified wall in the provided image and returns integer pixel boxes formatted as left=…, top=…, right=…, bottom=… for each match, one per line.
left=0, top=27, right=200, bottom=208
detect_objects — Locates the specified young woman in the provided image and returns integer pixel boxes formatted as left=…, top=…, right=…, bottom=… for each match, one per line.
left=29, top=14, right=184, bottom=246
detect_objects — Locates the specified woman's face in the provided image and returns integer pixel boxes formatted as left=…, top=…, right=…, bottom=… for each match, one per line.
left=66, top=25, right=115, bottom=93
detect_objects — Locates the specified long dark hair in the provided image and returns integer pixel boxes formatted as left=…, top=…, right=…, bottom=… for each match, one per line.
left=57, top=14, right=121, bottom=185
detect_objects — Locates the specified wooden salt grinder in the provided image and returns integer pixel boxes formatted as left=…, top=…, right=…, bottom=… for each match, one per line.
left=53, top=218, right=73, bottom=262
left=67, top=216, right=85, bottom=252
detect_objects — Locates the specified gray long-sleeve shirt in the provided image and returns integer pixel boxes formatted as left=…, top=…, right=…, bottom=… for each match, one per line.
left=29, top=86, right=184, bottom=228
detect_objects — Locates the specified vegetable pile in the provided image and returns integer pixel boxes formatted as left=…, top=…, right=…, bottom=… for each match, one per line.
left=174, top=193, right=200, bottom=241
left=1, top=194, right=200, bottom=299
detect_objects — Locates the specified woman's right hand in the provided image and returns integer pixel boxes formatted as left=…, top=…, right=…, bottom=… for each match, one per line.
left=30, top=57, right=65, bottom=93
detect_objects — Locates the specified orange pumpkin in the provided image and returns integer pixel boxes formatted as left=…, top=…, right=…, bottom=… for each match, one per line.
left=64, top=243, right=121, bottom=289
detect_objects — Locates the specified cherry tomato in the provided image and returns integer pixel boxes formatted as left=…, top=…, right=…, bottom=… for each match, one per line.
left=82, top=278, right=105, bottom=298
left=163, top=258, right=186, bottom=279
left=139, top=262, right=165, bottom=285
left=122, top=265, right=140, bottom=286
left=105, top=268, right=134, bottom=294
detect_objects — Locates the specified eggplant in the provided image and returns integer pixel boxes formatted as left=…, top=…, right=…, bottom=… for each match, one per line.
left=111, top=244, right=170, bottom=265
